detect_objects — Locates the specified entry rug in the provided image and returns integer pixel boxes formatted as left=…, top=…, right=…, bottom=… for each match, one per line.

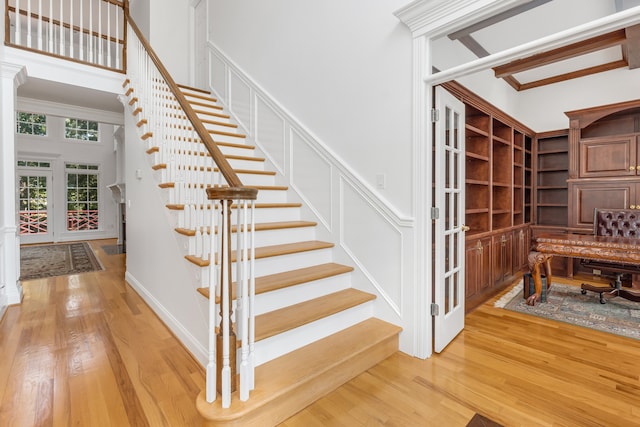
left=495, top=281, right=640, bottom=340
left=20, top=242, right=103, bottom=280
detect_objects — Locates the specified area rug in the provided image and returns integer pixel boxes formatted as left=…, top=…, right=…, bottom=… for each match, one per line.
left=20, top=242, right=103, bottom=280
left=495, top=281, right=640, bottom=340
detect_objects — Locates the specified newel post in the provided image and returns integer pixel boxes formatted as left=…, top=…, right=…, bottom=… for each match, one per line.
left=206, top=186, right=257, bottom=407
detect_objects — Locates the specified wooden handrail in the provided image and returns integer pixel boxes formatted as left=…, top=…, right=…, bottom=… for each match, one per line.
left=125, top=12, right=255, bottom=198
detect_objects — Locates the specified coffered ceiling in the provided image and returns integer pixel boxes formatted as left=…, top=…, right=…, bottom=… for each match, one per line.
left=444, top=0, right=640, bottom=91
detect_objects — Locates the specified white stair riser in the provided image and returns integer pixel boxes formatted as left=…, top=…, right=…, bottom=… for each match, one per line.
left=167, top=206, right=302, bottom=230
left=210, top=133, right=247, bottom=145
left=179, top=226, right=317, bottom=255
left=252, top=302, right=375, bottom=366
left=251, top=248, right=334, bottom=277
left=202, top=122, right=239, bottom=134
left=226, top=158, right=266, bottom=170
left=187, top=247, right=335, bottom=284
left=255, top=190, right=288, bottom=204
left=253, top=274, right=352, bottom=315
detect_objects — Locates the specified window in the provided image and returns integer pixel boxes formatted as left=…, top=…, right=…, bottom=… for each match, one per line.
left=66, top=163, right=99, bottom=231
left=16, top=112, right=47, bottom=136
left=65, top=118, right=99, bottom=142
left=17, top=160, right=51, bottom=168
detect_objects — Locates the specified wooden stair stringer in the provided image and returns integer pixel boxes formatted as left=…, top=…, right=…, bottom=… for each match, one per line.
left=196, top=318, right=402, bottom=427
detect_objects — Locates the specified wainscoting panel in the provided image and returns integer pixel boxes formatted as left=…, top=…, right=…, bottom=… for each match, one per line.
left=229, top=70, right=252, bottom=134
left=341, top=179, right=403, bottom=315
left=208, top=48, right=227, bottom=103
left=255, top=95, right=286, bottom=174
left=290, top=128, right=333, bottom=230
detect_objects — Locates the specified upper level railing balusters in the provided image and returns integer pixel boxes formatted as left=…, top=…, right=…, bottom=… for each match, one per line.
left=6, top=0, right=125, bottom=72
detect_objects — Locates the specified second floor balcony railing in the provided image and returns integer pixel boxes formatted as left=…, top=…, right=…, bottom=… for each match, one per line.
left=5, top=0, right=126, bottom=72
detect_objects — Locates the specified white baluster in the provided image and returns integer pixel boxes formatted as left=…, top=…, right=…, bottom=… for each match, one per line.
left=37, top=0, right=42, bottom=50
left=15, top=0, right=21, bottom=45
left=78, top=0, right=83, bottom=60
left=58, top=0, right=63, bottom=55
left=98, top=0, right=102, bottom=65
left=221, top=199, right=231, bottom=408
left=240, top=200, right=251, bottom=401
left=88, top=0, right=93, bottom=62
left=26, top=0, right=32, bottom=48
left=206, top=202, right=217, bottom=403
left=48, top=0, right=53, bottom=53
left=69, top=0, right=73, bottom=58
left=107, top=2, right=111, bottom=67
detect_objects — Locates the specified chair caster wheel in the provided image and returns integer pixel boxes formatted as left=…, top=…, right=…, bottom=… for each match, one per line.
left=581, top=289, right=587, bottom=295
left=599, top=294, right=606, bottom=304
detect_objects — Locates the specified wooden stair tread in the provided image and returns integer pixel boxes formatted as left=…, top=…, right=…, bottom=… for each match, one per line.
left=185, top=240, right=334, bottom=267
left=255, top=288, right=375, bottom=341
left=196, top=318, right=401, bottom=426
left=177, top=220, right=317, bottom=236
left=196, top=262, right=354, bottom=300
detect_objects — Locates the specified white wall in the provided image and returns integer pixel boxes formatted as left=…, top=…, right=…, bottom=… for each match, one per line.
left=208, top=0, right=414, bottom=216
left=147, top=0, right=191, bottom=85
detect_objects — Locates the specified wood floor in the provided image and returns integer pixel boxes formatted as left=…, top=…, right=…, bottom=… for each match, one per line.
left=2, top=240, right=640, bottom=426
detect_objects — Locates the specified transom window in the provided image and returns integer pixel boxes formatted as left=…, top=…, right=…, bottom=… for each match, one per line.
left=65, top=118, right=99, bottom=142
left=16, top=112, right=47, bottom=136
left=66, top=163, right=99, bottom=231
left=17, top=160, right=51, bottom=168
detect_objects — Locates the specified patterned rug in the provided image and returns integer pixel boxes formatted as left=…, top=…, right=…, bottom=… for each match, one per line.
left=20, top=242, right=103, bottom=280
left=495, top=281, right=640, bottom=340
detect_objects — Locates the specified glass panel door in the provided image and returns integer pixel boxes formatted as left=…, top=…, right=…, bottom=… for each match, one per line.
left=18, top=169, right=54, bottom=244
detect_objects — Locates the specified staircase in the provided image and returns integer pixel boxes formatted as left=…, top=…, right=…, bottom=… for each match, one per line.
left=123, top=81, right=401, bottom=426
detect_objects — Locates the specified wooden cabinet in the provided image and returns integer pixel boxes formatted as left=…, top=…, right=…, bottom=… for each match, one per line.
left=569, top=181, right=639, bottom=229
left=465, top=237, right=491, bottom=298
left=566, top=99, right=640, bottom=232
left=492, top=232, right=513, bottom=284
left=579, top=136, right=639, bottom=178
left=512, top=226, right=531, bottom=272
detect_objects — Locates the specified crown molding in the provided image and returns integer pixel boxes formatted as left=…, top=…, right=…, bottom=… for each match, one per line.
left=394, top=0, right=528, bottom=38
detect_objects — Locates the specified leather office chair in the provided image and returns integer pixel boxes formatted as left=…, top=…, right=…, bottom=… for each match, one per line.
left=581, top=208, right=640, bottom=294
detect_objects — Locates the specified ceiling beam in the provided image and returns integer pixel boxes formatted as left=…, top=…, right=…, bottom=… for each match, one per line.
left=493, top=29, right=627, bottom=78
left=448, top=0, right=553, bottom=40
left=517, top=59, right=628, bottom=91
left=624, top=24, right=640, bottom=69
left=424, top=4, right=640, bottom=86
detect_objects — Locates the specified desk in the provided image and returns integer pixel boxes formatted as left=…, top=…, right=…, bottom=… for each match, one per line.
left=528, top=233, right=640, bottom=305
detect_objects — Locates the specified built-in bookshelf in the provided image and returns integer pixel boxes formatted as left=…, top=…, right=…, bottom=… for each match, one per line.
left=465, top=104, right=491, bottom=235
left=534, top=131, right=569, bottom=227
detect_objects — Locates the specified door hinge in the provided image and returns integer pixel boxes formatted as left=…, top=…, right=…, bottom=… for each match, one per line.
left=431, top=207, right=439, bottom=220
left=431, top=108, right=439, bottom=122
left=430, top=303, right=439, bottom=316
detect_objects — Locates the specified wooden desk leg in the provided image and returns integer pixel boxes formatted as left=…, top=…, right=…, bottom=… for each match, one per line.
left=527, top=252, right=552, bottom=306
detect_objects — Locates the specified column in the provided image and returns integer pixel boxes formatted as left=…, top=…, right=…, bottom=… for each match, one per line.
left=0, top=62, right=27, bottom=307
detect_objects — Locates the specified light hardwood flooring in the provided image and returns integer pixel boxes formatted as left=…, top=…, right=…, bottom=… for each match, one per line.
left=2, top=240, right=640, bottom=426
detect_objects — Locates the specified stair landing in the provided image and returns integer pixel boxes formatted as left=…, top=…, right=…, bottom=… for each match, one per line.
left=196, top=318, right=401, bottom=427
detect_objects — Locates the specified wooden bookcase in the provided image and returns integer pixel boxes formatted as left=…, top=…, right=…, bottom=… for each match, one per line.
left=534, top=130, right=569, bottom=228
left=443, top=81, right=534, bottom=310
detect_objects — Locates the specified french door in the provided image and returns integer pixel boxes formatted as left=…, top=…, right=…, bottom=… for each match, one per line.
left=433, top=86, right=466, bottom=352
left=18, top=169, right=54, bottom=244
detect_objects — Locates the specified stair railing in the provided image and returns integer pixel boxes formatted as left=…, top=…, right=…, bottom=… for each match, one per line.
left=5, top=0, right=126, bottom=72
left=124, top=6, right=258, bottom=408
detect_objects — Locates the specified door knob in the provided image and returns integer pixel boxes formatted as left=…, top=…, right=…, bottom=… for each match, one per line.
left=631, top=205, right=636, bottom=209
left=461, top=225, right=470, bottom=232
left=631, top=166, right=636, bottom=171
